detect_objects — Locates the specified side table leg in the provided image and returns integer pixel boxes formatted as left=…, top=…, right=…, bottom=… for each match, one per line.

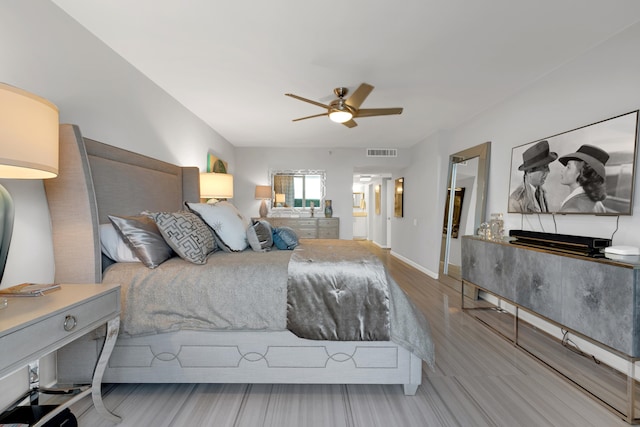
left=92, top=316, right=121, bottom=423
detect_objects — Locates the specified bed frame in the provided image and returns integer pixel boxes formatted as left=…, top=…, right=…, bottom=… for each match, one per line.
left=44, top=124, right=423, bottom=395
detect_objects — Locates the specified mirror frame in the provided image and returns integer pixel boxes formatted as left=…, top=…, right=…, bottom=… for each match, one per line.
left=269, top=169, right=326, bottom=213
left=439, top=141, right=491, bottom=284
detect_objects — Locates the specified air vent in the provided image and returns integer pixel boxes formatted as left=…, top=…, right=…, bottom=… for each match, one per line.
left=366, top=148, right=397, bottom=158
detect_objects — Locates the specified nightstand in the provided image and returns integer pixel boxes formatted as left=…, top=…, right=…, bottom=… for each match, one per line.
left=0, top=283, right=121, bottom=425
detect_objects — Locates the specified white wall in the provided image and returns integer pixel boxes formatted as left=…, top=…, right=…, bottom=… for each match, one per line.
left=234, top=147, right=410, bottom=239
left=0, top=1, right=235, bottom=288
left=392, top=22, right=640, bottom=275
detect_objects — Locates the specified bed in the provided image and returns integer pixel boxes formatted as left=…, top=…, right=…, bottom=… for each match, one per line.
left=44, top=124, right=434, bottom=395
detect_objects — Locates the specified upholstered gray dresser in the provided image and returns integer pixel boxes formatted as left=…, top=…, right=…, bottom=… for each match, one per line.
left=461, top=235, right=640, bottom=423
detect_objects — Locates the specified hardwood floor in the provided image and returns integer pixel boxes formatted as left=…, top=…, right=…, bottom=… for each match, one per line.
left=70, top=242, right=628, bottom=426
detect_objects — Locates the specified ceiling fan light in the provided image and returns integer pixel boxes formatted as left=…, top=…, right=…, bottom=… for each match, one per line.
left=329, top=110, right=353, bottom=123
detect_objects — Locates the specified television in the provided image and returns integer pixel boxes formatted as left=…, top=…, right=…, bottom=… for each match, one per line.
left=507, top=110, right=639, bottom=215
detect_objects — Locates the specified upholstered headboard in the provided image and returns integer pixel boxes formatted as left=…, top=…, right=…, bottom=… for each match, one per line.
left=44, top=124, right=200, bottom=284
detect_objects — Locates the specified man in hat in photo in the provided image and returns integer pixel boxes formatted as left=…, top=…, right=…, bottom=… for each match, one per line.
left=558, top=144, right=609, bottom=213
left=508, top=140, right=558, bottom=213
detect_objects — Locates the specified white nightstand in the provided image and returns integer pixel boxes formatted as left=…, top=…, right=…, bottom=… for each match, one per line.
left=0, top=283, right=121, bottom=425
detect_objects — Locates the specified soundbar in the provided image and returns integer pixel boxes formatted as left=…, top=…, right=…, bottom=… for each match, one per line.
left=508, top=230, right=611, bottom=257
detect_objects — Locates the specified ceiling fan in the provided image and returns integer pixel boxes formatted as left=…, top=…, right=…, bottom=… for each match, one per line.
left=285, top=83, right=403, bottom=128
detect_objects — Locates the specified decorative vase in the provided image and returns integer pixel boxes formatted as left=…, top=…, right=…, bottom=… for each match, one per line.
left=324, top=200, right=333, bottom=218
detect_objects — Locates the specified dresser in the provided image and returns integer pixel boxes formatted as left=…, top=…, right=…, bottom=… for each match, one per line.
left=461, top=236, right=640, bottom=423
left=260, top=217, right=340, bottom=239
left=0, top=283, right=121, bottom=425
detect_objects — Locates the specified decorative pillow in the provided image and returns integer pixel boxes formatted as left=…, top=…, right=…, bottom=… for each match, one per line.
left=99, top=223, right=140, bottom=262
left=247, top=219, right=273, bottom=252
left=186, top=201, right=248, bottom=252
left=108, top=214, right=174, bottom=268
left=273, top=226, right=299, bottom=250
left=153, top=211, right=216, bottom=264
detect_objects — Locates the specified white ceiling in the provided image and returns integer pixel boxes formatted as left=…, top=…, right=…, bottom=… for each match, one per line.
left=52, top=0, right=640, bottom=149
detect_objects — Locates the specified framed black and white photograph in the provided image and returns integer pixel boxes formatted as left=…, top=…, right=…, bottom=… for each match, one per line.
left=507, top=110, right=639, bottom=215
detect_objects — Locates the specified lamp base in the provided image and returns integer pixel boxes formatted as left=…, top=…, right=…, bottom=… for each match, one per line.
left=0, top=184, right=14, bottom=284
left=259, top=199, right=268, bottom=218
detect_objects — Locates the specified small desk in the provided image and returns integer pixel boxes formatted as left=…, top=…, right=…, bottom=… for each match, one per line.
left=0, top=283, right=121, bottom=425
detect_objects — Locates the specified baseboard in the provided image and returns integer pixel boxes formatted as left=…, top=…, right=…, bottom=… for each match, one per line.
left=390, top=251, right=438, bottom=279
left=372, top=240, right=389, bottom=249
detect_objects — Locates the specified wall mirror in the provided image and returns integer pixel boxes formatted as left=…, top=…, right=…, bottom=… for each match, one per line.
left=394, top=177, right=404, bottom=217
left=270, top=169, right=326, bottom=211
left=439, top=142, right=490, bottom=290
left=353, top=192, right=364, bottom=208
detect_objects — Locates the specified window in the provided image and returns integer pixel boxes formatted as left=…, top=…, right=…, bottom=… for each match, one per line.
left=270, top=170, right=326, bottom=210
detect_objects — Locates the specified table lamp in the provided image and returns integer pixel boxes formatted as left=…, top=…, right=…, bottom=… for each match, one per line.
left=200, top=172, right=233, bottom=202
left=255, top=185, right=271, bottom=217
left=0, top=83, right=59, bottom=283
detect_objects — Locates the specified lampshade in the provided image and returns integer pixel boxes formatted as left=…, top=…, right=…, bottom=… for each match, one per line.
left=0, top=83, right=59, bottom=179
left=275, top=193, right=285, bottom=204
left=255, top=185, right=271, bottom=200
left=0, top=83, right=59, bottom=286
left=200, top=172, right=234, bottom=199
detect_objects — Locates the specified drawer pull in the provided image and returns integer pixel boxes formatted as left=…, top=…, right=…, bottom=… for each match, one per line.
left=63, top=315, right=77, bottom=331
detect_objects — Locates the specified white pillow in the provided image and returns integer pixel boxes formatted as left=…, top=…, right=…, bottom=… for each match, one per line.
left=99, top=223, right=141, bottom=262
left=186, top=201, right=248, bottom=252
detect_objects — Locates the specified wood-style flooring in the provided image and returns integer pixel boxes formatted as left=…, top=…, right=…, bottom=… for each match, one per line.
left=69, top=242, right=628, bottom=426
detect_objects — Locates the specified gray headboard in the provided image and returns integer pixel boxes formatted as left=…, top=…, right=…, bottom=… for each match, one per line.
left=44, top=124, right=200, bottom=284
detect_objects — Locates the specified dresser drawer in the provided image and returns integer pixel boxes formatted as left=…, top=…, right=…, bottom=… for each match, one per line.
left=0, top=290, right=119, bottom=370
left=318, top=218, right=338, bottom=227
left=318, top=228, right=339, bottom=239
left=297, top=228, right=318, bottom=238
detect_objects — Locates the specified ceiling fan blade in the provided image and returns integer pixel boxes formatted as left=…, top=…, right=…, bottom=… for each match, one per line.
left=355, top=107, right=403, bottom=118
left=342, top=119, right=358, bottom=128
left=292, top=112, right=329, bottom=122
left=285, top=93, right=331, bottom=110
left=345, top=83, right=374, bottom=110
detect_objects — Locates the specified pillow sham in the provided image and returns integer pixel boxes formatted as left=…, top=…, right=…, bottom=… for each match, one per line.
left=247, top=219, right=273, bottom=252
left=108, top=214, right=174, bottom=268
left=99, top=223, right=140, bottom=262
left=186, top=201, right=248, bottom=252
left=153, top=211, right=216, bottom=264
left=273, top=226, right=299, bottom=250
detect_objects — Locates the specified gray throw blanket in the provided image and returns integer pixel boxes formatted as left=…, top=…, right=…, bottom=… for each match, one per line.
left=287, top=239, right=390, bottom=341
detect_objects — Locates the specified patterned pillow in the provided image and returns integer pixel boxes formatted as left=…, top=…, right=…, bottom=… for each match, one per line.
left=273, top=226, right=299, bottom=250
left=153, top=211, right=216, bottom=264
left=186, top=201, right=248, bottom=252
left=247, top=219, right=273, bottom=252
left=108, top=214, right=174, bottom=268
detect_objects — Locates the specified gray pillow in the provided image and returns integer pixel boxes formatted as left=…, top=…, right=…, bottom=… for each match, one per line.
left=247, top=220, right=273, bottom=252
left=99, top=223, right=140, bottom=263
left=154, top=211, right=216, bottom=264
left=108, top=214, right=174, bottom=268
